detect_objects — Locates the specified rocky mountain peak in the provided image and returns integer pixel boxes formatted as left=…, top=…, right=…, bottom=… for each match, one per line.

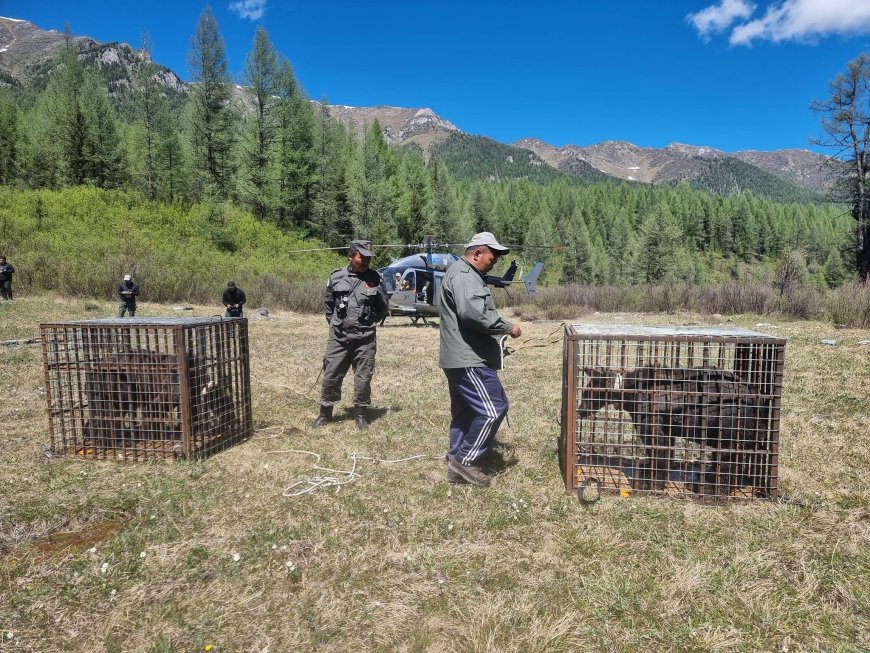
left=0, top=15, right=186, bottom=94
left=325, top=104, right=461, bottom=147
left=666, top=142, right=723, bottom=158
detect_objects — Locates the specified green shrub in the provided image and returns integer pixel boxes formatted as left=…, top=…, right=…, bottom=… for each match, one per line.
left=826, top=280, right=870, bottom=328
left=0, top=187, right=341, bottom=312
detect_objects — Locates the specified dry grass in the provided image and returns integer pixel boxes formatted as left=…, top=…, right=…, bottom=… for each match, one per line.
left=1, top=297, right=869, bottom=652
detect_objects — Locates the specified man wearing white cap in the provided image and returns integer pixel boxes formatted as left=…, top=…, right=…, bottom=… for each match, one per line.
left=439, top=232, right=521, bottom=487
left=117, top=274, right=140, bottom=317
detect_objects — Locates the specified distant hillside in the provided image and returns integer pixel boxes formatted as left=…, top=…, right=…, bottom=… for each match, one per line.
left=669, top=157, right=819, bottom=203
left=428, top=133, right=609, bottom=184
left=730, top=149, right=833, bottom=193
left=517, top=138, right=826, bottom=201
left=0, top=16, right=187, bottom=117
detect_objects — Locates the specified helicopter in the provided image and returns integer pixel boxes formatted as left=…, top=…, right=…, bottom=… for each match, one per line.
left=286, top=236, right=544, bottom=325
left=378, top=241, right=543, bottom=325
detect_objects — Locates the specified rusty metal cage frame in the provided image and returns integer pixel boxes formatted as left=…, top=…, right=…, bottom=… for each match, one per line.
left=40, top=317, right=253, bottom=461
left=560, top=324, right=786, bottom=501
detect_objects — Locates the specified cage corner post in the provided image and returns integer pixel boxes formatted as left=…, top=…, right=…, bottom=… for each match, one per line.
left=176, top=326, right=193, bottom=457
left=240, top=318, right=253, bottom=441
left=39, top=325, right=58, bottom=453
left=563, top=326, right=578, bottom=493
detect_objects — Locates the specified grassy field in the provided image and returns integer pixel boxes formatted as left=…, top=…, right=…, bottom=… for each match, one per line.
left=1, top=296, right=868, bottom=653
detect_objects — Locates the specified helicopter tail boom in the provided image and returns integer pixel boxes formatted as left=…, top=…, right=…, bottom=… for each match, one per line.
left=523, top=261, right=543, bottom=296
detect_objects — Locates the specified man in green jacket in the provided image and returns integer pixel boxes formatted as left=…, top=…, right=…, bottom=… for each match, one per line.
left=312, top=239, right=390, bottom=430
left=439, top=232, right=522, bottom=487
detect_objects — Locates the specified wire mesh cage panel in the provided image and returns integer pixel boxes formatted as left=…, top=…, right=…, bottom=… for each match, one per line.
left=40, top=318, right=253, bottom=461
left=560, top=325, right=785, bottom=501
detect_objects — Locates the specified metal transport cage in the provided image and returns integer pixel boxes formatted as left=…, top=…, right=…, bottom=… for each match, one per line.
left=40, top=317, right=253, bottom=461
left=560, top=324, right=786, bottom=501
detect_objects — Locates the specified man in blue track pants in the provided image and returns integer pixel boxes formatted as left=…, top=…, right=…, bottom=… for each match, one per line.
left=439, top=232, right=522, bottom=487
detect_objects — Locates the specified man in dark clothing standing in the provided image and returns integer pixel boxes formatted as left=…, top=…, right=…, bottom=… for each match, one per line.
left=439, top=232, right=522, bottom=487
left=222, top=281, right=246, bottom=317
left=117, top=274, right=140, bottom=317
left=312, top=239, right=389, bottom=430
left=0, top=256, right=14, bottom=300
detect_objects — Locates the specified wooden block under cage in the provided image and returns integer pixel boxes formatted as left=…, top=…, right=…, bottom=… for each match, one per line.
left=40, top=317, right=253, bottom=461
left=560, top=324, right=785, bottom=501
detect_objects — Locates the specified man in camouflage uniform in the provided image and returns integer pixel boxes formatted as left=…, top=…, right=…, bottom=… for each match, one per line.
left=312, top=239, right=390, bottom=430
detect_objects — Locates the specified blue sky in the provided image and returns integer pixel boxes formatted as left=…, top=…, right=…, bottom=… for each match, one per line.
left=2, top=0, right=870, bottom=152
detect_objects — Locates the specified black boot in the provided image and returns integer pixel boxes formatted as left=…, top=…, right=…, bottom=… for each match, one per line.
left=310, top=405, right=332, bottom=429
left=354, top=406, right=369, bottom=430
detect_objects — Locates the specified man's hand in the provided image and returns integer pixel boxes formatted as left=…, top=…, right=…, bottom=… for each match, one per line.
left=510, top=324, right=522, bottom=338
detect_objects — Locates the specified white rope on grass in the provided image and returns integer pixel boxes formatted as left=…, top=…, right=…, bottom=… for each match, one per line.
left=266, top=449, right=427, bottom=497
left=253, top=425, right=285, bottom=439
left=250, top=372, right=311, bottom=398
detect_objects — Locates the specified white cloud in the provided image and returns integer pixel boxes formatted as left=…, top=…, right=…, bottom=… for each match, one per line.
left=687, top=0, right=757, bottom=39
left=729, top=0, right=870, bottom=44
left=690, top=0, right=870, bottom=45
left=229, top=0, right=267, bottom=21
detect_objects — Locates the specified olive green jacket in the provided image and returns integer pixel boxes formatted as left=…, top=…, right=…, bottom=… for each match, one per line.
left=439, top=257, right=513, bottom=369
left=324, top=265, right=389, bottom=343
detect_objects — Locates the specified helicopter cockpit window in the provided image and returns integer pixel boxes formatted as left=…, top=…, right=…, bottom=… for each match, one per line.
left=400, top=270, right=416, bottom=292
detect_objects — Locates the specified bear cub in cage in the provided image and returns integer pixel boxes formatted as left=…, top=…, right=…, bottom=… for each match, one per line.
left=578, top=365, right=766, bottom=495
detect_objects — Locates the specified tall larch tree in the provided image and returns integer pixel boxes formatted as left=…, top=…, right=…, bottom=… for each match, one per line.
left=0, top=93, right=19, bottom=184
left=134, top=33, right=163, bottom=199
left=812, top=52, right=870, bottom=280
left=275, top=59, right=316, bottom=230
left=241, top=26, right=280, bottom=220
left=188, top=6, right=235, bottom=200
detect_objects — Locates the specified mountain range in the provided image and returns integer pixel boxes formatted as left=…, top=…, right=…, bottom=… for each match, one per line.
left=0, top=15, right=832, bottom=200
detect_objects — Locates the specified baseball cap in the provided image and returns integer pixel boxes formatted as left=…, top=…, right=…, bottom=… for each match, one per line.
left=227, top=280, right=236, bottom=288
left=349, top=239, right=374, bottom=257
left=466, top=232, right=509, bottom=254
left=123, top=274, right=132, bottom=281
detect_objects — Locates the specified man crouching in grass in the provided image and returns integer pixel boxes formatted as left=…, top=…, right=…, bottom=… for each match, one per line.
left=439, top=232, right=521, bottom=487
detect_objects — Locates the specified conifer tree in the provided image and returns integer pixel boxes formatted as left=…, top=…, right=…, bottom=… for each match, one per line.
left=79, top=74, right=127, bottom=187
left=524, top=211, right=558, bottom=283
left=155, top=123, right=188, bottom=203
left=348, top=121, right=397, bottom=263
left=45, top=30, right=89, bottom=185
left=310, top=100, right=351, bottom=244
left=188, top=6, right=235, bottom=199
left=428, top=160, right=461, bottom=243
left=275, top=60, right=316, bottom=229
left=134, top=33, right=163, bottom=199
left=241, top=26, right=280, bottom=220
left=561, top=208, right=596, bottom=283
left=394, top=148, right=431, bottom=245
left=469, top=185, right=490, bottom=233
left=638, top=203, right=683, bottom=282
left=21, top=101, right=61, bottom=188
left=812, top=52, right=870, bottom=279
left=0, top=93, right=19, bottom=184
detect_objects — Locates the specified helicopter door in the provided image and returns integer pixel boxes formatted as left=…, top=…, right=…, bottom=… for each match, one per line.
left=415, top=270, right=434, bottom=305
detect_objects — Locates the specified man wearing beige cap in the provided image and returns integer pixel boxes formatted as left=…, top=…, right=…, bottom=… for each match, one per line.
left=439, top=232, right=521, bottom=487
left=312, top=239, right=390, bottom=430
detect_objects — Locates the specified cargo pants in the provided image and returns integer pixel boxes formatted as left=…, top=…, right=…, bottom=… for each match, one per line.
left=118, top=300, right=136, bottom=317
left=319, top=337, right=377, bottom=408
